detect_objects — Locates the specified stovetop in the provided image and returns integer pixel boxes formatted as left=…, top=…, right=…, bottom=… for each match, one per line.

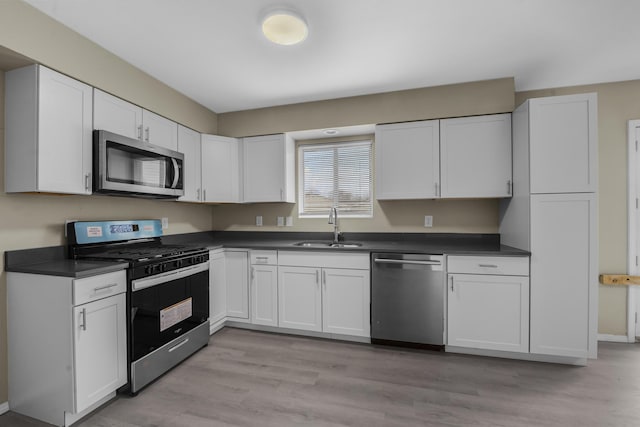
left=81, top=242, right=206, bottom=263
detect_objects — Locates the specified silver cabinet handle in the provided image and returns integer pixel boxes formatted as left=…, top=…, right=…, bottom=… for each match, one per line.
left=256, top=257, right=269, bottom=262
left=280, top=188, right=284, bottom=200
left=84, top=173, right=91, bottom=191
left=251, top=267, right=255, bottom=280
left=80, top=308, right=87, bottom=331
left=145, top=127, right=150, bottom=142
left=137, top=125, right=143, bottom=140
left=203, top=189, right=207, bottom=201
left=316, top=270, right=320, bottom=285
left=507, top=180, right=512, bottom=195
left=435, top=182, right=439, bottom=197
left=197, top=188, right=201, bottom=201
left=93, top=283, right=119, bottom=292
left=322, top=270, right=326, bottom=285
left=450, top=276, right=454, bottom=292
left=478, top=264, right=498, bottom=268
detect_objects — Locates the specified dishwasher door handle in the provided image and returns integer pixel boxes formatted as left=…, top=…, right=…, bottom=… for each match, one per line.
left=374, top=258, right=441, bottom=266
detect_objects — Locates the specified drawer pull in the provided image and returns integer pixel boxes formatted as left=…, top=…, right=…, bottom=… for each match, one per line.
left=478, top=264, right=498, bottom=268
left=93, top=283, right=119, bottom=292
left=80, top=308, right=87, bottom=331
left=168, top=337, right=189, bottom=353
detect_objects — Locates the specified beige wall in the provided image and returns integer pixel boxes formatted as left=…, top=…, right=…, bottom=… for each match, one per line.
left=0, top=0, right=218, bottom=403
left=516, top=81, right=640, bottom=336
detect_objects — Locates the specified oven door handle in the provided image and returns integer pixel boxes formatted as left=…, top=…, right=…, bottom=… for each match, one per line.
left=132, top=261, right=209, bottom=292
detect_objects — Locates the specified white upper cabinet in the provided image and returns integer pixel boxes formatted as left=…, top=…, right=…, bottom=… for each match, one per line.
left=440, top=114, right=512, bottom=198
left=375, top=120, right=440, bottom=199
left=243, top=134, right=295, bottom=203
left=93, top=88, right=142, bottom=139
left=141, top=109, right=178, bottom=150
left=93, top=89, right=178, bottom=150
left=5, top=65, right=93, bottom=195
left=177, top=125, right=202, bottom=203
left=529, top=93, right=597, bottom=193
left=202, top=134, right=241, bottom=203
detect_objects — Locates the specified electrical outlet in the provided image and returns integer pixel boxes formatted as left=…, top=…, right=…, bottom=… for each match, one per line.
left=424, top=215, right=433, bottom=228
left=285, top=216, right=293, bottom=227
left=277, top=216, right=285, bottom=226
left=161, top=217, right=169, bottom=229
left=256, top=215, right=263, bottom=226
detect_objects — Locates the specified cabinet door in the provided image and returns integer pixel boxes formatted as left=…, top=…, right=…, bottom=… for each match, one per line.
left=38, top=66, right=93, bottom=194
left=243, top=134, right=295, bottom=202
left=530, top=193, right=597, bottom=358
left=251, top=264, right=278, bottom=327
left=447, top=274, right=529, bottom=353
left=440, top=114, right=512, bottom=198
left=278, top=266, right=322, bottom=331
left=322, top=268, right=370, bottom=337
left=178, top=125, right=202, bottom=203
left=209, top=250, right=227, bottom=326
left=202, top=135, right=240, bottom=202
left=142, top=109, right=178, bottom=151
left=375, top=120, right=440, bottom=199
left=529, top=93, right=597, bottom=193
left=225, top=251, right=249, bottom=320
left=73, top=293, right=126, bottom=413
left=93, top=89, right=142, bottom=139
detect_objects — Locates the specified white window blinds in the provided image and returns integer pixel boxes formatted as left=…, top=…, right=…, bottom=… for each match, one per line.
left=298, top=140, right=372, bottom=217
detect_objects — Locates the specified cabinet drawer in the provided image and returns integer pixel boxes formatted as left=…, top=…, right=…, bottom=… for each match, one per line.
left=447, top=256, right=529, bottom=276
left=74, top=270, right=126, bottom=306
left=250, top=250, right=278, bottom=265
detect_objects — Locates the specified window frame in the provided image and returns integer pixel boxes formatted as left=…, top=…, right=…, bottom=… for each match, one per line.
left=297, top=139, right=373, bottom=219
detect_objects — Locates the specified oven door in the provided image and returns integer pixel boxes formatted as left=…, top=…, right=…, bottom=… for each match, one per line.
left=130, top=262, right=209, bottom=362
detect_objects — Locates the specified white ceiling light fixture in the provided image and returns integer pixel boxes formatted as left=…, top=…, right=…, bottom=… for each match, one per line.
left=261, top=10, right=308, bottom=46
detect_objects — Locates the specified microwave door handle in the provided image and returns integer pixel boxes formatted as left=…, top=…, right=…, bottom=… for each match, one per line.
left=171, top=158, right=180, bottom=189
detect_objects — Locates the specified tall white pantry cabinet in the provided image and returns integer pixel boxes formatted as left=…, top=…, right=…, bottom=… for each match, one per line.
left=500, top=93, right=598, bottom=360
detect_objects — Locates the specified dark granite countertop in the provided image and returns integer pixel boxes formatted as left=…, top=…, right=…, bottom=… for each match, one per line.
left=162, top=231, right=530, bottom=257
left=4, top=232, right=529, bottom=278
left=5, top=246, right=128, bottom=278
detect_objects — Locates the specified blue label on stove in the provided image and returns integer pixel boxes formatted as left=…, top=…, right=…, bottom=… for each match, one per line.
left=71, top=220, right=163, bottom=244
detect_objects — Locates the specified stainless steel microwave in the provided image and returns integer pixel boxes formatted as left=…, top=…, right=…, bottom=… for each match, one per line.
left=94, top=130, right=184, bottom=199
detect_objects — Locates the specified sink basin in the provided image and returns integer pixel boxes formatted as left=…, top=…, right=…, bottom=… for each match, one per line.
left=293, top=241, right=333, bottom=247
left=293, top=241, right=363, bottom=248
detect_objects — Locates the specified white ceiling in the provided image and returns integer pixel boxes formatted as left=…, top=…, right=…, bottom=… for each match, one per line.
left=21, top=0, right=640, bottom=113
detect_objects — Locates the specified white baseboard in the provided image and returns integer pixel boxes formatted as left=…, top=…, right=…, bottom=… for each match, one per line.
left=598, top=333, right=634, bottom=343
left=0, top=401, right=9, bottom=415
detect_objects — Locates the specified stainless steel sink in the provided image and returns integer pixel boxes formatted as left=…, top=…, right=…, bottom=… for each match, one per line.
left=293, top=241, right=363, bottom=248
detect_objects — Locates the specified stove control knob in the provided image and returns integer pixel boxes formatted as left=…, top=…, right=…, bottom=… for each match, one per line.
left=161, top=263, right=169, bottom=272
left=176, top=259, right=183, bottom=269
left=145, top=265, right=153, bottom=275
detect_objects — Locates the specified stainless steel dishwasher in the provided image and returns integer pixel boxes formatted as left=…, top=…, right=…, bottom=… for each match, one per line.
left=371, top=253, right=444, bottom=348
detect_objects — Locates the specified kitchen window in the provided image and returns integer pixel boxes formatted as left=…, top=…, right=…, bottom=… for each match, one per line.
left=298, top=140, right=372, bottom=217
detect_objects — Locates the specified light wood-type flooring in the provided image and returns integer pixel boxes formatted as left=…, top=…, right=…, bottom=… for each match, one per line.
left=2, top=327, right=640, bottom=427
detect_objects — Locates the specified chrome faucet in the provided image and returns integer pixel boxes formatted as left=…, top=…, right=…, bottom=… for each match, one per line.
left=328, top=207, right=341, bottom=243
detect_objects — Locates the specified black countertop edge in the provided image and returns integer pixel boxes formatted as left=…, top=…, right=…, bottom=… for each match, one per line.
left=5, top=245, right=128, bottom=278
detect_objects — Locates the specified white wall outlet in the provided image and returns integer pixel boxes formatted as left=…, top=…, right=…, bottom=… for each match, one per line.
left=424, top=215, right=433, bottom=228
left=277, top=216, right=285, bottom=226
left=161, top=217, right=169, bottom=229
left=256, top=215, right=263, bottom=226
left=285, top=216, right=293, bottom=227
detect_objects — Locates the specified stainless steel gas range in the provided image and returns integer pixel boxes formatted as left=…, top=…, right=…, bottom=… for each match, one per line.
left=67, top=220, right=209, bottom=395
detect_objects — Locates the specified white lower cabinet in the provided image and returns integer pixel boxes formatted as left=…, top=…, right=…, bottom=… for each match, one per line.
left=277, top=251, right=370, bottom=338
left=322, top=268, right=371, bottom=337
left=225, top=250, right=250, bottom=321
left=278, top=266, right=322, bottom=331
left=8, top=270, right=127, bottom=427
left=250, top=251, right=279, bottom=327
left=447, top=256, right=529, bottom=353
left=209, top=249, right=228, bottom=328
